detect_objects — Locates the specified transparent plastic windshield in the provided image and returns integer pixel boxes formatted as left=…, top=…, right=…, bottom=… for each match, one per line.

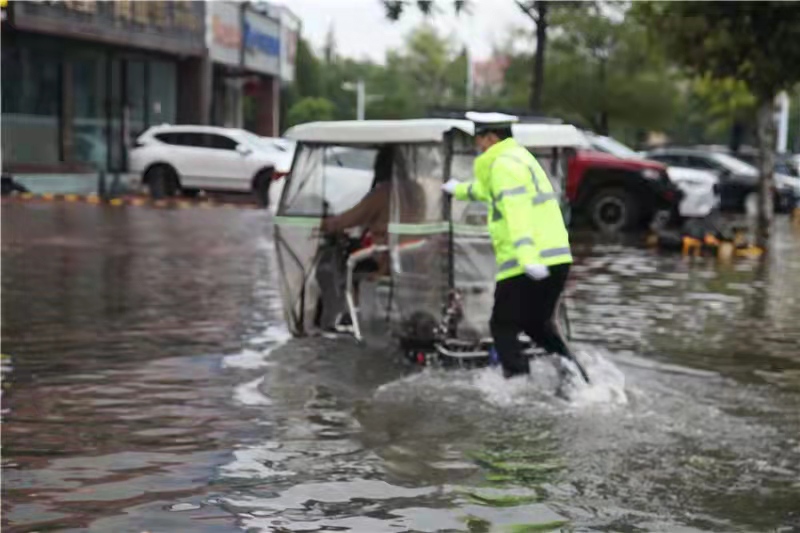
left=450, top=132, right=494, bottom=339
left=275, top=144, right=378, bottom=335
left=385, top=143, right=449, bottom=337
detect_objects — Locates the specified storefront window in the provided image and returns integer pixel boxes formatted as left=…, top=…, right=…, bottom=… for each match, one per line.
left=1, top=39, right=61, bottom=165
left=72, top=52, right=107, bottom=170
left=148, top=60, right=177, bottom=126
left=126, top=60, right=147, bottom=144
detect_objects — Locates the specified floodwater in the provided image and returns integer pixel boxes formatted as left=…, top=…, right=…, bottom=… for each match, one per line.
left=2, top=202, right=800, bottom=533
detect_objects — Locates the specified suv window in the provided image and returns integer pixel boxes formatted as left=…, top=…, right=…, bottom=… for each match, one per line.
left=686, top=155, right=719, bottom=171
left=155, top=132, right=180, bottom=145
left=649, top=153, right=685, bottom=166
left=206, top=133, right=238, bottom=151
left=155, top=132, right=206, bottom=147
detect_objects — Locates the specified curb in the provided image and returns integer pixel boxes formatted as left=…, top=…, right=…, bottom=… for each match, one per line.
left=2, top=193, right=262, bottom=210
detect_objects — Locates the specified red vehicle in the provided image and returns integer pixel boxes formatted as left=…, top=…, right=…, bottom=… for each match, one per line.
left=565, top=149, right=681, bottom=232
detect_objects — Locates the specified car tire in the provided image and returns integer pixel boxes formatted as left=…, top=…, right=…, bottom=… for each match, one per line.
left=253, top=169, right=272, bottom=208
left=147, top=165, right=179, bottom=200
left=587, top=188, right=639, bottom=233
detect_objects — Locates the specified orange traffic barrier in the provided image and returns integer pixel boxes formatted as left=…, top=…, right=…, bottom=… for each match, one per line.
left=681, top=236, right=702, bottom=257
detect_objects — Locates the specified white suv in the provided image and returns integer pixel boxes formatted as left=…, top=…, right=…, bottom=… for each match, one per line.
left=129, top=125, right=290, bottom=206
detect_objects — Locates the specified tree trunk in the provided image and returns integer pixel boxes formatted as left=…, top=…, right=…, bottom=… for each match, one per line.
left=529, top=1, right=548, bottom=113
left=755, top=99, right=776, bottom=249
left=729, top=120, right=745, bottom=154
left=598, top=112, right=609, bottom=136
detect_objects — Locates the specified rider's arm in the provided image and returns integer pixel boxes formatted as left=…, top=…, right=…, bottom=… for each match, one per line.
left=322, top=183, right=389, bottom=233
left=492, top=159, right=539, bottom=267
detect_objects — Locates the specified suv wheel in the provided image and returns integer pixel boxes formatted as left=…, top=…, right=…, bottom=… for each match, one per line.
left=147, top=165, right=179, bottom=199
left=252, top=169, right=273, bottom=208
left=588, top=188, right=639, bottom=233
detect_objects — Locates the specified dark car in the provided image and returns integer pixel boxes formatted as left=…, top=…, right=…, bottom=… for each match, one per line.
left=644, top=148, right=798, bottom=213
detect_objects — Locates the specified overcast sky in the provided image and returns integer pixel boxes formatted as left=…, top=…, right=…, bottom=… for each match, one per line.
left=278, top=0, right=528, bottom=62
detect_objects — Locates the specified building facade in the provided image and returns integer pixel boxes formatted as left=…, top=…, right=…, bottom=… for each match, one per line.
left=206, top=0, right=296, bottom=137
left=1, top=0, right=299, bottom=181
left=1, top=0, right=207, bottom=174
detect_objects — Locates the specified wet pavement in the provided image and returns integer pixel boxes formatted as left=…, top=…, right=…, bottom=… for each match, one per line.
left=2, top=202, right=800, bottom=532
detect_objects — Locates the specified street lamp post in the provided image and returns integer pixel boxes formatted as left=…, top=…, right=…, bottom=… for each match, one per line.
left=342, top=79, right=366, bottom=121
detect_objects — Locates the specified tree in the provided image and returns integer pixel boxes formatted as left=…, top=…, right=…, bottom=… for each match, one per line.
left=635, top=2, right=800, bottom=247
left=690, top=74, right=756, bottom=152
left=280, top=35, right=324, bottom=131
left=513, top=1, right=586, bottom=114
left=286, top=97, right=336, bottom=127
left=382, top=0, right=468, bottom=20
left=496, top=5, right=677, bottom=137
left=514, top=1, right=548, bottom=113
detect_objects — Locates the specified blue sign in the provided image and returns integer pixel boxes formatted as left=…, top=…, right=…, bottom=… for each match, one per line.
left=244, top=20, right=280, bottom=58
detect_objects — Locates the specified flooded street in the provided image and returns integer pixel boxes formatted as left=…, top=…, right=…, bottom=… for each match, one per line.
left=3, top=202, right=800, bottom=532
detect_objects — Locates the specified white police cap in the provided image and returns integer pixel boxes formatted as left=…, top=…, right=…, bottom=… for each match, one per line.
left=465, top=111, right=519, bottom=134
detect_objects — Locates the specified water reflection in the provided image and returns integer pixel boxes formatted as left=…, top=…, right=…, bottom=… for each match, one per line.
left=2, top=203, right=800, bottom=532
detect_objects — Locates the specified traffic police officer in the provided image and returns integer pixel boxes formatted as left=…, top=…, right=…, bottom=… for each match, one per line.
left=441, top=112, right=588, bottom=382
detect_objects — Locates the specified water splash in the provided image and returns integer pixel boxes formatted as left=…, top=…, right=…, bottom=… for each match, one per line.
left=375, top=346, right=628, bottom=413
left=559, top=347, right=629, bottom=408
left=233, top=377, right=272, bottom=406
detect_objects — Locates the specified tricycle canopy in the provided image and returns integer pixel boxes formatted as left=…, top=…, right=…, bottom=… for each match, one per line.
left=284, top=119, right=474, bottom=145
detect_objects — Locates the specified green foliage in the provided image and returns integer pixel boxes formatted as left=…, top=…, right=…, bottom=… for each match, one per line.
left=286, top=97, right=336, bottom=127
left=634, top=2, right=800, bottom=100
left=382, top=0, right=469, bottom=21
left=691, top=74, right=757, bottom=138
left=498, top=5, right=678, bottom=134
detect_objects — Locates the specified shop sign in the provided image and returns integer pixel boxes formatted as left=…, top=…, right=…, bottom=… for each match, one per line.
left=208, top=1, right=241, bottom=67
left=243, top=9, right=280, bottom=76
left=8, top=1, right=205, bottom=56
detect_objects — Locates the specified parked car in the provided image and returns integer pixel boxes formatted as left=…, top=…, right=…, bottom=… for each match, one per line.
left=585, top=133, right=720, bottom=220
left=129, top=125, right=290, bottom=206
left=694, top=145, right=800, bottom=179
left=644, top=147, right=799, bottom=213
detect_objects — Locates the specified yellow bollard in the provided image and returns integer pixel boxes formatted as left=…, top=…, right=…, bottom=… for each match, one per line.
left=41, top=193, right=55, bottom=201
left=86, top=195, right=101, bottom=204
left=109, top=198, right=124, bottom=207
left=717, top=241, right=734, bottom=262
left=64, top=194, right=79, bottom=202
left=20, top=193, right=34, bottom=200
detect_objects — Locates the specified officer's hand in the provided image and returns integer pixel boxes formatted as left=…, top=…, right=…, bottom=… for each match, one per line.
left=441, top=178, right=460, bottom=195
left=524, top=264, right=550, bottom=280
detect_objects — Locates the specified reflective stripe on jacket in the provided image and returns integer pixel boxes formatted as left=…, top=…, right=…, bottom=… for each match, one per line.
left=454, top=137, right=572, bottom=281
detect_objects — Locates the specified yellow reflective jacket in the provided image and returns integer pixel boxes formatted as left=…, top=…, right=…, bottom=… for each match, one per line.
left=454, top=137, right=572, bottom=281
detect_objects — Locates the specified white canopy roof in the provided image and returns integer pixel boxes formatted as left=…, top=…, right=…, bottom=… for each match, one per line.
left=285, top=119, right=588, bottom=148
left=284, top=119, right=474, bottom=144
left=512, top=124, right=589, bottom=149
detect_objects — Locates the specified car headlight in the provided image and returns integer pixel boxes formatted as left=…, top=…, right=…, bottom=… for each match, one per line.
left=641, top=169, right=661, bottom=180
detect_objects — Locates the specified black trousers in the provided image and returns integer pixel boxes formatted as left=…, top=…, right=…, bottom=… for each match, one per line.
left=490, top=263, right=573, bottom=377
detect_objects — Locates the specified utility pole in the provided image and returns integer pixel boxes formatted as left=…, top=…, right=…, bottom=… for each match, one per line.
left=776, top=91, right=790, bottom=153
left=343, top=79, right=366, bottom=120
left=356, top=79, right=365, bottom=121
left=465, top=10, right=474, bottom=110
